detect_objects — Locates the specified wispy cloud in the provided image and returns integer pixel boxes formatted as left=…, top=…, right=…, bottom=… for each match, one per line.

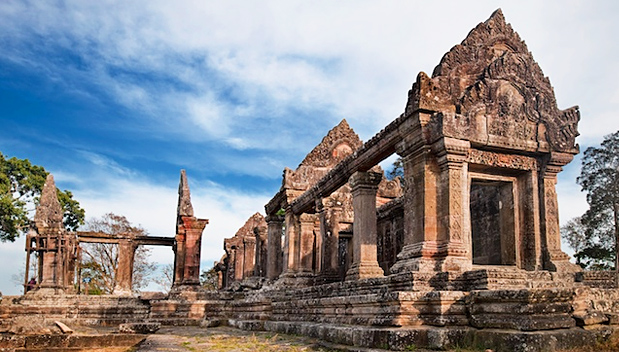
left=4, top=0, right=615, bottom=153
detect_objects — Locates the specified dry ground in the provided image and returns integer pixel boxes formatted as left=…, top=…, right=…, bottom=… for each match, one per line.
left=119, top=326, right=619, bottom=352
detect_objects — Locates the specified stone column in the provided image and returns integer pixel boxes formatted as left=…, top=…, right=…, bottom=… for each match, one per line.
left=281, top=208, right=300, bottom=277
left=391, top=118, right=471, bottom=273
left=266, top=214, right=284, bottom=280
left=298, top=213, right=317, bottom=275
left=39, top=235, right=59, bottom=289
left=254, top=226, right=267, bottom=277
left=433, top=137, right=471, bottom=272
left=226, top=247, right=236, bottom=287
left=390, top=115, right=439, bottom=274
left=180, top=216, right=208, bottom=285
left=540, top=152, right=579, bottom=272
left=320, top=203, right=342, bottom=283
left=173, top=233, right=186, bottom=286
left=234, top=244, right=245, bottom=281
left=242, top=237, right=256, bottom=279
left=313, top=199, right=323, bottom=274
left=114, top=237, right=137, bottom=296
left=345, top=171, right=384, bottom=281
left=173, top=170, right=209, bottom=288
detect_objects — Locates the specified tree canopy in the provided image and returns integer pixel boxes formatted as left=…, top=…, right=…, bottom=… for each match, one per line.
left=562, top=131, right=619, bottom=270
left=0, top=152, right=85, bottom=242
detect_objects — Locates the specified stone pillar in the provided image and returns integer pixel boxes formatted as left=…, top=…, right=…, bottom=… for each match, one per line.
left=254, top=226, right=268, bottom=277
left=298, top=213, right=317, bottom=275
left=39, top=236, right=59, bottom=289
left=345, top=171, right=384, bottom=281
left=114, top=237, right=137, bottom=296
left=540, top=152, right=579, bottom=272
left=390, top=113, right=439, bottom=274
left=242, top=237, right=256, bottom=279
left=266, top=214, right=284, bottom=280
left=180, top=216, right=208, bottom=285
left=313, top=200, right=323, bottom=274
left=391, top=115, right=471, bottom=273
left=173, top=233, right=186, bottom=285
left=173, top=170, right=209, bottom=288
left=520, top=169, right=543, bottom=271
left=433, top=137, right=471, bottom=271
left=234, top=244, right=244, bottom=281
left=225, top=247, right=235, bottom=287
left=320, top=203, right=342, bottom=282
left=281, top=208, right=300, bottom=277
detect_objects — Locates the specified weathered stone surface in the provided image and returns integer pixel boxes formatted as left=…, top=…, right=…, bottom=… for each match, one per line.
left=0, top=333, right=146, bottom=350
left=173, top=170, right=208, bottom=288
left=119, top=322, right=161, bottom=334
left=573, top=311, right=608, bottom=327
left=217, top=213, right=268, bottom=289
left=467, top=289, right=576, bottom=331
left=54, top=321, right=73, bottom=334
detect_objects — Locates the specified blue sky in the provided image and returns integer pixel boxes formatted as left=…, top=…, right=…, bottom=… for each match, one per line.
left=1, top=0, right=618, bottom=295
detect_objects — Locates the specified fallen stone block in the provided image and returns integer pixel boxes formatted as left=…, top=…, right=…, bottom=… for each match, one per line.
left=54, top=321, right=74, bottom=334
left=573, top=311, right=608, bottom=326
left=118, top=322, right=161, bottom=334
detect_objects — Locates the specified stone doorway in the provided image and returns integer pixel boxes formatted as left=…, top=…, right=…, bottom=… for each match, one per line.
left=469, top=179, right=516, bottom=266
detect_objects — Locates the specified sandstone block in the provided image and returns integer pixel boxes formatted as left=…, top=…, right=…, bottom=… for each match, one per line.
left=118, top=322, right=161, bottom=334
left=573, top=311, right=608, bottom=326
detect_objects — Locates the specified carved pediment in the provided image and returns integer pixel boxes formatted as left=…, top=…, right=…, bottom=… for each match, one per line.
left=407, top=9, right=579, bottom=154
left=298, top=119, right=362, bottom=168
left=233, top=212, right=267, bottom=239
left=283, top=119, right=363, bottom=192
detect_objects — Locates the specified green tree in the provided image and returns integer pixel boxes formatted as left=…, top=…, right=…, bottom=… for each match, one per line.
left=386, top=157, right=404, bottom=180
left=0, top=152, right=85, bottom=242
left=562, top=131, right=619, bottom=270
left=80, top=213, right=155, bottom=294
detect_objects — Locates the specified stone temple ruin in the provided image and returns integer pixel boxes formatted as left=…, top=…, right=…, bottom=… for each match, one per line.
left=2, top=9, right=619, bottom=352
left=21, top=170, right=206, bottom=297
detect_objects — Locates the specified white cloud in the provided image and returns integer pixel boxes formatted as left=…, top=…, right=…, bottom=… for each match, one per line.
left=0, top=236, right=27, bottom=295
left=4, top=0, right=616, bottom=152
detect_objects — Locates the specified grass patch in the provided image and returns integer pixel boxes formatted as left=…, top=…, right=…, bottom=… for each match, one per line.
left=180, top=332, right=335, bottom=352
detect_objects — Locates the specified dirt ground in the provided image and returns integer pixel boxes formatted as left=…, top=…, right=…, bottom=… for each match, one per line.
left=114, top=325, right=619, bottom=352
left=133, top=326, right=431, bottom=352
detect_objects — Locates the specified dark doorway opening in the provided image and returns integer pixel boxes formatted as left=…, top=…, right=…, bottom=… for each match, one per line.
left=470, top=180, right=516, bottom=265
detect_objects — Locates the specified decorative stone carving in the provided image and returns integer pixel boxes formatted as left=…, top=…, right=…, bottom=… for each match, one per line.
left=283, top=119, right=363, bottom=193
left=407, top=9, right=579, bottom=155
left=467, top=149, right=537, bottom=171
